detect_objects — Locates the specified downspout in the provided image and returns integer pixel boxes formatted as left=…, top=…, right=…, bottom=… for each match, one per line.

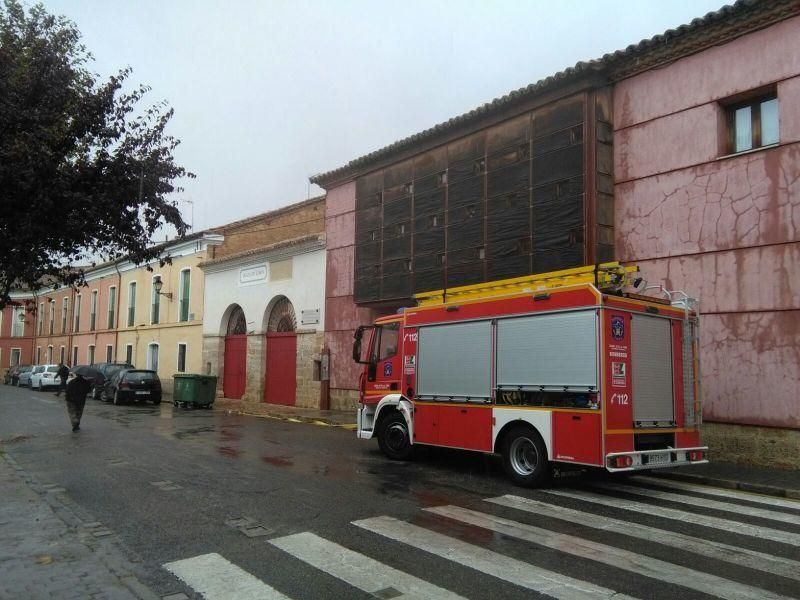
left=67, top=287, right=76, bottom=366
left=30, top=291, right=39, bottom=363
left=114, top=262, right=122, bottom=361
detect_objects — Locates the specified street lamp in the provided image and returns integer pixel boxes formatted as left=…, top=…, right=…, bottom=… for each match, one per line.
left=153, top=277, right=173, bottom=300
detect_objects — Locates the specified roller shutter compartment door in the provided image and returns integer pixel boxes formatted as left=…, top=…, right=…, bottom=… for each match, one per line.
left=416, top=321, right=492, bottom=401
left=496, top=310, right=598, bottom=392
left=632, top=315, right=674, bottom=426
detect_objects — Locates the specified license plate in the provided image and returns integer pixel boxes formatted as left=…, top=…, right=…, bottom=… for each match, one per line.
left=135, top=391, right=150, bottom=395
left=647, top=452, right=670, bottom=465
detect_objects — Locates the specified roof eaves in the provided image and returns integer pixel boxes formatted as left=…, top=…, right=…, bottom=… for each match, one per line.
left=310, top=0, right=788, bottom=188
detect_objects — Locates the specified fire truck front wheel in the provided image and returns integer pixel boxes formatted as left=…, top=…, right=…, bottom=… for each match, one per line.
left=501, top=426, right=550, bottom=487
left=377, top=412, right=413, bottom=461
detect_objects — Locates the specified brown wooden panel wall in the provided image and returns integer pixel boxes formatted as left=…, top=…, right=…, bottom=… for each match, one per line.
left=354, top=90, right=611, bottom=304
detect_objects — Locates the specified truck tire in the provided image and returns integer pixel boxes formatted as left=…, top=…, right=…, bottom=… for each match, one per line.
left=501, top=425, right=550, bottom=487
left=377, top=412, right=413, bottom=461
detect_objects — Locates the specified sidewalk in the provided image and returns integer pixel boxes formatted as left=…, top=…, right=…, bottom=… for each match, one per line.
left=0, top=451, right=158, bottom=600
left=652, top=460, right=800, bottom=500
left=214, top=400, right=800, bottom=501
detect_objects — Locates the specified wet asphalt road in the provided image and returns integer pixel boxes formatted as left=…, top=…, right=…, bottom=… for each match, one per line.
left=2, top=383, right=799, bottom=600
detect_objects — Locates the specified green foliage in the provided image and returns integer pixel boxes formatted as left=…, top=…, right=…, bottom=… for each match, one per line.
left=0, top=0, right=191, bottom=308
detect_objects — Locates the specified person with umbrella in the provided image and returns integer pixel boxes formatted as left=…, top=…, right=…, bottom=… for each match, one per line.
left=65, top=366, right=98, bottom=432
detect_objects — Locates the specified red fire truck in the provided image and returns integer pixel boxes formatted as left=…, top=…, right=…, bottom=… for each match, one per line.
left=353, top=262, right=707, bottom=487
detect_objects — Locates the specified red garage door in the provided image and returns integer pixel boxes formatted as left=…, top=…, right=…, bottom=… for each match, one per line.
left=223, top=335, right=247, bottom=399
left=265, top=332, right=296, bottom=405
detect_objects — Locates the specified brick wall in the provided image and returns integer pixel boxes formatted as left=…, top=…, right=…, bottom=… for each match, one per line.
left=213, top=197, right=325, bottom=260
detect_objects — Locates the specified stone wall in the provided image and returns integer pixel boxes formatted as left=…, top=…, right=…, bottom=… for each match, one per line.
left=243, top=334, right=264, bottom=403
left=295, top=330, right=323, bottom=408
left=202, top=334, right=224, bottom=396
left=329, top=387, right=359, bottom=412
left=702, top=422, right=800, bottom=470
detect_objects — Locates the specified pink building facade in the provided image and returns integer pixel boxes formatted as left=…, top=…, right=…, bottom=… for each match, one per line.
left=313, top=2, right=800, bottom=466
left=614, top=13, right=800, bottom=464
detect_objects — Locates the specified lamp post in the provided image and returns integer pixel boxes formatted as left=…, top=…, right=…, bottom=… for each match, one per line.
left=153, top=277, right=172, bottom=300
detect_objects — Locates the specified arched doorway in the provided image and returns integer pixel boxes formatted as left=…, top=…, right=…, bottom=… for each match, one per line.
left=223, top=305, right=247, bottom=399
left=264, top=297, right=297, bottom=405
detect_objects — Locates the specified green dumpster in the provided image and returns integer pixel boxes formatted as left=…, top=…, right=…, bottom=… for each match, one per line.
left=172, top=374, right=217, bottom=408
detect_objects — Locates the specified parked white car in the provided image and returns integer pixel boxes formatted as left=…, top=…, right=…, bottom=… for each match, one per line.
left=20, top=365, right=43, bottom=387
left=30, top=364, right=59, bottom=390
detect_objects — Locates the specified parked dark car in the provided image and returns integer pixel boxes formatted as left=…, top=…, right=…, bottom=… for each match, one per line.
left=4, top=364, right=29, bottom=385
left=99, top=369, right=161, bottom=405
left=89, top=362, right=134, bottom=399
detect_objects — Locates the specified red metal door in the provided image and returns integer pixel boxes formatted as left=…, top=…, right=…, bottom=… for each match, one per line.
left=265, top=332, right=296, bottom=405
left=553, top=411, right=602, bottom=465
left=223, top=335, right=247, bottom=399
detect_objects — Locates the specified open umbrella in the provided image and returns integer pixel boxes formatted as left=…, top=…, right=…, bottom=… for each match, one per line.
left=72, top=365, right=100, bottom=380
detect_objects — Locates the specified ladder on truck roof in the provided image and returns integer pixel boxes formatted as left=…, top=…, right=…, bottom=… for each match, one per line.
left=414, top=262, right=641, bottom=307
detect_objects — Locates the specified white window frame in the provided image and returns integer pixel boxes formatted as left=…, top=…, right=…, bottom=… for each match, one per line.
left=11, top=307, right=24, bottom=337
left=89, top=290, right=98, bottom=331
left=147, top=342, right=160, bottom=371
left=179, top=268, right=191, bottom=322
left=125, top=343, right=134, bottom=366
left=176, top=342, right=187, bottom=373
left=36, top=346, right=41, bottom=364
left=151, top=275, right=162, bottom=325
left=87, top=344, right=95, bottom=365
left=106, top=344, right=113, bottom=363
left=107, top=286, right=117, bottom=329
left=127, top=281, right=137, bottom=327
left=10, top=348, right=21, bottom=367
left=72, top=346, right=79, bottom=367
left=38, top=302, right=44, bottom=335
left=47, top=345, right=53, bottom=364
left=59, top=345, right=65, bottom=364
left=48, top=300, right=55, bottom=335
left=61, top=297, right=69, bottom=334
left=74, top=294, right=81, bottom=332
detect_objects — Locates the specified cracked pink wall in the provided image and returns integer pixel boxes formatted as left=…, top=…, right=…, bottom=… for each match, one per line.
left=615, top=17, right=800, bottom=429
left=324, top=182, right=392, bottom=394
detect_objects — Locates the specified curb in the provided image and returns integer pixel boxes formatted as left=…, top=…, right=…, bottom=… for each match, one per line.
left=218, top=406, right=357, bottom=431
left=650, top=469, right=800, bottom=501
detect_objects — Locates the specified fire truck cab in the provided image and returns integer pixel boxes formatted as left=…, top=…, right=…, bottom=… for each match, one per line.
left=353, top=263, right=707, bottom=487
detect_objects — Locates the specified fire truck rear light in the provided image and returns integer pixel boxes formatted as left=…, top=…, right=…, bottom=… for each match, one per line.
left=689, top=450, right=704, bottom=461
left=611, top=456, right=633, bottom=468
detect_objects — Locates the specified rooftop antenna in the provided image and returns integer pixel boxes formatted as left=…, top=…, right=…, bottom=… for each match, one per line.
left=180, top=198, right=195, bottom=232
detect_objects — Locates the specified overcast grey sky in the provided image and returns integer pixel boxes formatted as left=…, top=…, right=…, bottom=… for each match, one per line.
left=43, top=0, right=725, bottom=233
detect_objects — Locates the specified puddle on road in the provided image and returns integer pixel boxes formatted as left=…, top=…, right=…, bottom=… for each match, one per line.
left=0, top=434, right=33, bottom=444
left=173, top=425, right=216, bottom=439
left=217, top=446, right=242, bottom=459
left=260, top=455, right=293, bottom=467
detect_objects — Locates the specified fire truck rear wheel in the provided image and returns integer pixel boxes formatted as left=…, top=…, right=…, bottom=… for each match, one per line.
left=378, top=412, right=413, bottom=461
left=501, top=426, right=550, bottom=487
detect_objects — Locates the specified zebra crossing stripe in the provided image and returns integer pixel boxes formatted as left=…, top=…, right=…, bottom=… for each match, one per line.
left=426, top=505, right=790, bottom=600
left=353, top=515, right=639, bottom=600
left=593, top=481, right=800, bottom=526
left=163, top=552, right=291, bottom=600
left=269, top=531, right=466, bottom=599
left=631, top=476, right=800, bottom=511
left=487, top=494, right=800, bottom=583
left=544, top=488, right=800, bottom=547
